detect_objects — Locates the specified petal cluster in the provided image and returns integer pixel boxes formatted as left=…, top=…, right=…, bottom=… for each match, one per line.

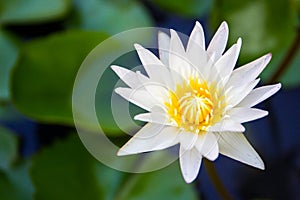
left=112, top=21, right=281, bottom=183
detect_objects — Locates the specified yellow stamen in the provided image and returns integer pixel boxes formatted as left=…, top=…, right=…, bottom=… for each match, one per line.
left=165, top=77, right=224, bottom=134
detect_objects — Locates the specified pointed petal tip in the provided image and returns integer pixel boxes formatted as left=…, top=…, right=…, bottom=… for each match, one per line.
left=276, top=83, right=282, bottom=89
left=183, top=176, right=195, bottom=184
left=205, top=152, right=219, bottom=161
left=117, top=147, right=137, bottom=156
left=237, top=37, right=242, bottom=46
left=134, top=43, right=142, bottom=50
left=110, top=65, right=121, bottom=72
left=195, top=21, right=202, bottom=29
left=254, top=158, right=265, bottom=170
left=114, top=87, right=121, bottom=93
left=117, top=149, right=126, bottom=156
left=262, top=110, right=269, bottom=117
left=221, top=21, right=229, bottom=30
left=170, top=29, right=177, bottom=36
left=262, top=53, right=272, bottom=65
left=114, top=87, right=126, bottom=95
left=133, top=113, right=148, bottom=122
left=270, top=83, right=282, bottom=94
left=194, top=21, right=204, bottom=33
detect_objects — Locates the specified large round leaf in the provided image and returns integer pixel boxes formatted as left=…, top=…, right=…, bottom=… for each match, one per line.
left=211, top=0, right=297, bottom=86
left=30, top=135, right=103, bottom=200
left=11, top=30, right=108, bottom=125
left=31, top=134, right=198, bottom=200
left=0, top=0, right=70, bottom=24
left=68, top=0, right=153, bottom=34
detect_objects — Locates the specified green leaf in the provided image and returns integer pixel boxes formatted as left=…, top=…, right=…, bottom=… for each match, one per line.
left=153, top=0, right=212, bottom=17
left=113, top=155, right=198, bottom=200
left=30, top=135, right=103, bottom=200
left=0, top=30, right=18, bottom=101
left=31, top=134, right=198, bottom=200
left=0, top=0, right=71, bottom=24
left=68, top=0, right=153, bottom=34
left=211, top=0, right=297, bottom=83
left=95, top=51, right=146, bottom=134
left=0, top=127, right=17, bottom=170
left=11, top=30, right=108, bottom=126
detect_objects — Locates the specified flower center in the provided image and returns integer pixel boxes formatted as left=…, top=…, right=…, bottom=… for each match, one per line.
left=165, top=78, right=216, bottom=134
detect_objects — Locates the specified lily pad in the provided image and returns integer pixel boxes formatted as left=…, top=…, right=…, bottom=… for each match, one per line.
left=30, top=134, right=198, bottom=200
left=0, top=0, right=70, bottom=24
left=211, top=0, right=297, bottom=86
left=68, top=0, right=153, bottom=34
left=11, top=30, right=108, bottom=126
left=30, top=134, right=103, bottom=200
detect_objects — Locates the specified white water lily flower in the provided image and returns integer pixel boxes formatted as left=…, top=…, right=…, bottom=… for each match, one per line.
left=111, top=21, right=281, bottom=183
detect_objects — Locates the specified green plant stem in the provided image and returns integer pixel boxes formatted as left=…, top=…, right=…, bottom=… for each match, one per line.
left=269, top=27, right=300, bottom=84
left=204, top=159, right=233, bottom=200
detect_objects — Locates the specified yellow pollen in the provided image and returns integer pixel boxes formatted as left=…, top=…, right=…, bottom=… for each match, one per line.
left=165, top=77, right=222, bottom=134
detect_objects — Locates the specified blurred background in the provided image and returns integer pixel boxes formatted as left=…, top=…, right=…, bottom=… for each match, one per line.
left=0, top=0, right=299, bottom=199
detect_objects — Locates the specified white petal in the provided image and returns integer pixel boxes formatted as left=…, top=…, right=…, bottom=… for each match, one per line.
left=169, top=29, right=191, bottom=80
left=141, top=83, right=170, bottom=103
left=111, top=65, right=149, bottom=89
left=218, top=132, right=265, bottom=169
left=134, top=112, right=169, bottom=125
left=207, top=21, right=229, bottom=61
left=178, top=131, right=198, bottom=150
left=117, top=123, right=179, bottom=156
left=186, top=22, right=207, bottom=77
left=227, top=53, right=272, bottom=87
left=115, top=87, right=159, bottom=111
left=187, top=21, right=205, bottom=50
left=134, top=43, right=165, bottom=79
left=195, top=132, right=219, bottom=161
left=226, top=79, right=260, bottom=107
left=134, top=108, right=173, bottom=126
left=134, top=44, right=175, bottom=89
left=202, top=52, right=218, bottom=81
left=179, top=147, right=202, bottom=183
left=209, top=119, right=245, bottom=132
left=227, top=107, right=268, bottom=123
left=214, top=38, right=242, bottom=82
left=237, top=83, right=281, bottom=108
left=158, top=31, right=170, bottom=66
